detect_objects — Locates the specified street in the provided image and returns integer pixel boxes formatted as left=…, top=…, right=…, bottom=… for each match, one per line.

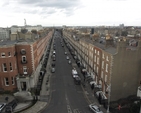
left=42, top=32, right=91, bottom=113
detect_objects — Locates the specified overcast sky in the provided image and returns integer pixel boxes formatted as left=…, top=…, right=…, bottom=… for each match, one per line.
left=0, top=0, right=141, bottom=27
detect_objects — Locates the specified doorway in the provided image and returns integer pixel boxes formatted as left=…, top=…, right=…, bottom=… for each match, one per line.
left=21, top=82, right=27, bottom=91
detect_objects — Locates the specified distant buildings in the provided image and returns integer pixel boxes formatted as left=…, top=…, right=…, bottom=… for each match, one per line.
left=0, top=27, right=10, bottom=40
left=63, top=27, right=141, bottom=102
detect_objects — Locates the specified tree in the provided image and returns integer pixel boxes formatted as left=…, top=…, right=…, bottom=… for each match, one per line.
left=31, top=29, right=37, bottom=34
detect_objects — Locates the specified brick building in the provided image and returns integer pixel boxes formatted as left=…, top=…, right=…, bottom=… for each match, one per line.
left=63, top=28, right=141, bottom=102
left=0, top=29, right=53, bottom=92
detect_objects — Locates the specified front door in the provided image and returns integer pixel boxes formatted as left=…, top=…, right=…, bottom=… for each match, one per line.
left=21, top=82, right=27, bottom=91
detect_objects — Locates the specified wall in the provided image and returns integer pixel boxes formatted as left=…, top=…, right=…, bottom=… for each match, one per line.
left=111, top=40, right=141, bottom=101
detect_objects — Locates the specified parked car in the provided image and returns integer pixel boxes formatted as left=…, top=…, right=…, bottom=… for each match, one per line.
left=74, top=76, right=81, bottom=85
left=68, top=60, right=71, bottom=64
left=72, top=68, right=79, bottom=78
left=52, top=57, right=56, bottom=61
left=0, top=103, right=6, bottom=113
left=51, top=62, right=55, bottom=67
left=66, top=56, right=69, bottom=60
left=64, top=52, right=67, bottom=55
left=89, top=104, right=103, bottom=113
left=51, top=67, right=55, bottom=73
left=5, top=99, right=17, bottom=113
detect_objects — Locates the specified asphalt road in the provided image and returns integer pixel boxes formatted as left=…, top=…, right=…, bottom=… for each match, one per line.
left=42, top=32, right=91, bottom=113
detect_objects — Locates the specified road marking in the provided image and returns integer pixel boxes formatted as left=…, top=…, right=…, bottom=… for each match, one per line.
left=74, top=109, right=81, bottom=113
left=67, top=105, right=72, bottom=113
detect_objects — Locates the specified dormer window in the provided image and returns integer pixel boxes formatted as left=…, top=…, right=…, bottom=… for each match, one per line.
left=1, top=53, right=5, bottom=57
left=20, top=49, right=26, bottom=55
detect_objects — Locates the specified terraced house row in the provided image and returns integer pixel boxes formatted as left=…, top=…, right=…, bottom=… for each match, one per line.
left=63, top=28, right=141, bottom=102
left=0, top=28, right=53, bottom=92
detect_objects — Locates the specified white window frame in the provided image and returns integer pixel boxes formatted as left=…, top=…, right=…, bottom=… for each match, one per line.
left=94, top=56, right=96, bottom=62
left=23, top=66, right=28, bottom=74
left=106, top=56, right=109, bottom=61
left=97, top=57, right=99, bottom=65
left=2, top=63, right=7, bottom=72
left=94, top=64, right=96, bottom=71
left=97, top=51, right=99, bottom=55
left=1, top=53, right=5, bottom=57
left=102, top=53, right=105, bottom=59
left=95, top=49, right=97, bottom=54
left=22, top=56, right=26, bottom=62
left=11, top=77, right=15, bottom=85
left=4, top=77, right=9, bottom=86
left=102, top=61, right=104, bottom=69
left=106, top=64, right=108, bottom=72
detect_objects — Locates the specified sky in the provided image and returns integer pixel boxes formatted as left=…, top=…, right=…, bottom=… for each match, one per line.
left=0, top=0, right=141, bottom=27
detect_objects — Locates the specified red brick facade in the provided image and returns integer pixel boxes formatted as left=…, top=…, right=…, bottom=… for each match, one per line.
left=0, top=30, right=53, bottom=92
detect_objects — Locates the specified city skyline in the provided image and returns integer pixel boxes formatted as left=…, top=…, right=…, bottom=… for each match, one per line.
left=0, top=0, right=141, bottom=27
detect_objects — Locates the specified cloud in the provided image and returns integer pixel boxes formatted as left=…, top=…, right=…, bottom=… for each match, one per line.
left=0, top=0, right=82, bottom=17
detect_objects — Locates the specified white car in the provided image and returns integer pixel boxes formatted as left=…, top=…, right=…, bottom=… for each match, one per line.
left=66, top=56, right=69, bottom=60
left=65, top=52, right=67, bottom=55
left=89, top=104, right=103, bottom=113
left=72, top=74, right=79, bottom=78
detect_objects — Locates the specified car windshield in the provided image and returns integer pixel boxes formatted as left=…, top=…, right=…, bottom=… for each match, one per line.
left=95, top=107, right=100, bottom=112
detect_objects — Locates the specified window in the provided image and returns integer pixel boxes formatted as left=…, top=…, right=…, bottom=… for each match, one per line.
left=2, top=63, right=7, bottom=72
left=22, top=56, right=26, bottom=62
left=23, top=66, right=27, bottom=74
left=97, top=57, right=99, bottom=64
left=11, top=77, right=15, bottom=85
left=102, top=61, right=104, bottom=69
left=97, top=51, right=99, bottom=55
left=105, top=75, right=107, bottom=82
left=102, top=53, right=105, bottom=59
left=94, top=64, right=96, bottom=70
left=1, top=53, right=5, bottom=57
left=8, top=52, right=11, bottom=57
left=9, top=63, right=13, bottom=71
left=94, top=56, right=96, bottom=62
left=95, top=49, right=96, bottom=53
left=106, top=64, right=108, bottom=72
left=101, top=71, right=103, bottom=79
left=106, top=56, right=109, bottom=61
left=4, top=77, right=9, bottom=86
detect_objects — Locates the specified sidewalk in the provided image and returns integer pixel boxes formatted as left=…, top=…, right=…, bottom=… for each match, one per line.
left=14, top=38, right=53, bottom=113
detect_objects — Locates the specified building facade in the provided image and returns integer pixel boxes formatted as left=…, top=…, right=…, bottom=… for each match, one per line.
left=63, top=28, right=141, bottom=101
left=0, top=29, right=53, bottom=92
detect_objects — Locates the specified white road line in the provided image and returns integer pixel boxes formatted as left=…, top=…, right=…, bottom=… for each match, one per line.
left=67, top=105, right=73, bottom=113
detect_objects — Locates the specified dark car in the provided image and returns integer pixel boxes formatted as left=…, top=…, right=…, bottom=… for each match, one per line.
left=74, top=76, right=81, bottom=85
left=51, top=62, right=55, bottom=67
left=5, top=99, right=17, bottom=113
